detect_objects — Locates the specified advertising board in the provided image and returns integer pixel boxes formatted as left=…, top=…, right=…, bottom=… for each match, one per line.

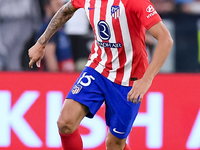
left=0, top=72, right=200, bottom=150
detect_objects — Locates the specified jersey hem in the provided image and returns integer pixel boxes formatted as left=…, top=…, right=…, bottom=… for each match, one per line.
left=86, top=60, right=133, bottom=87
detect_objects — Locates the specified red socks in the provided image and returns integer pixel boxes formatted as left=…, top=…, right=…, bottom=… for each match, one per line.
left=59, top=129, right=83, bottom=150
left=59, top=129, right=130, bottom=150
left=124, top=144, right=132, bottom=150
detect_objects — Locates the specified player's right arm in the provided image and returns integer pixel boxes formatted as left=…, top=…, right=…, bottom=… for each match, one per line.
left=127, top=21, right=173, bottom=103
left=29, top=1, right=77, bottom=68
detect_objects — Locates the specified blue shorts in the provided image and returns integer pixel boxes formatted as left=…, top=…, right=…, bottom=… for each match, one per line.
left=66, top=67, right=141, bottom=139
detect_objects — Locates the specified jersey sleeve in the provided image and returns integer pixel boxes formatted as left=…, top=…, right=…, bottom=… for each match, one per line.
left=71, top=0, right=83, bottom=9
left=132, top=0, right=162, bottom=30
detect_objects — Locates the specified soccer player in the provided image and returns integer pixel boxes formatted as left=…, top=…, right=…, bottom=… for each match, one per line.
left=28, top=0, right=173, bottom=149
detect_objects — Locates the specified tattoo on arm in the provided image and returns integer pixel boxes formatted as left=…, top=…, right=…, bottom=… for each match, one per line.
left=38, top=1, right=76, bottom=45
left=67, top=3, right=75, bottom=13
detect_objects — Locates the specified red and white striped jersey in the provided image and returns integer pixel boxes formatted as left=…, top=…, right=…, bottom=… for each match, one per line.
left=71, top=0, right=161, bottom=86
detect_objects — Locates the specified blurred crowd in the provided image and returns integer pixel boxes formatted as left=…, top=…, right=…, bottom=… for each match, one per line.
left=0, top=0, right=91, bottom=72
left=0, top=0, right=200, bottom=72
left=151, top=0, right=200, bottom=14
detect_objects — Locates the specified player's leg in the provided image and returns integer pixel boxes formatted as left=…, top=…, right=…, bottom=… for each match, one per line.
left=103, top=81, right=141, bottom=150
left=57, top=98, right=89, bottom=134
left=57, top=67, right=107, bottom=149
left=57, top=98, right=89, bottom=150
left=106, top=130, right=131, bottom=150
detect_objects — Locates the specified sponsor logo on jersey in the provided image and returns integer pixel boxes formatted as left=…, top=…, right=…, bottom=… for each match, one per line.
left=146, top=5, right=157, bottom=19
left=97, top=20, right=122, bottom=48
left=98, top=20, right=111, bottom=41
left=97, top=41, right=122, bottom=48
left=146, top=5, right=154, bottom=13
left=111, top=5, right=120, bottom=19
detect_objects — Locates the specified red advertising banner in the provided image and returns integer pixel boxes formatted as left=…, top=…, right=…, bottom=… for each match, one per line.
left=0, top=72, right=200, bottom=150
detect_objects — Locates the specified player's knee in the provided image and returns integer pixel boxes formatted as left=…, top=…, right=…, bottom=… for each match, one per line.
left=57, top=117, right=77, bottom=134
left=106, top=137, right=125, bottom=150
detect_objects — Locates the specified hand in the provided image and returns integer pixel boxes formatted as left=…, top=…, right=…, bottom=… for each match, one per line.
left=28, top=42, right=45, bottom=68
left=127, top=78, right=152, bottom=104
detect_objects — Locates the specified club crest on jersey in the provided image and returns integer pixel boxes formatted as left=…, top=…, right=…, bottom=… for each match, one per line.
left=111, top=6, right=120, bottom=19
left=71, top=85, right=82, bottom=94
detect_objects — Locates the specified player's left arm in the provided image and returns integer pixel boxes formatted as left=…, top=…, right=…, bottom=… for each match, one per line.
left=127, top=21, right=173, bottom=103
